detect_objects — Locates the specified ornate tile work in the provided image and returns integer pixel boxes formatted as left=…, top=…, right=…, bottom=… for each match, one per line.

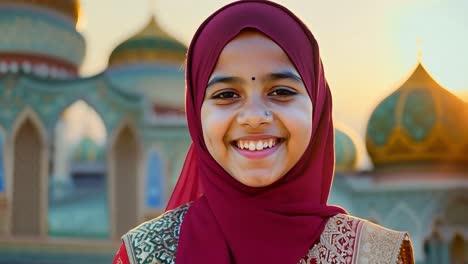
left=122, top=203, right=191, bottom=264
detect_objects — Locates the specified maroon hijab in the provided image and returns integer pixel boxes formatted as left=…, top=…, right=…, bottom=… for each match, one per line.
left=167, top=1, right=346, bottom=263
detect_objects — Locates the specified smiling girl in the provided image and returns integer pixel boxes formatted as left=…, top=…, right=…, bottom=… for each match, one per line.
left=113, top=1, right=414, bottom=263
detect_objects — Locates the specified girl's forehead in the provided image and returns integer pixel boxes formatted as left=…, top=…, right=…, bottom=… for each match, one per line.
left=212, top=32, right=296, bottom=74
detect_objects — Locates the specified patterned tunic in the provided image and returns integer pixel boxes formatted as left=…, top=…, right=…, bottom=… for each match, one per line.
left=113, top=203, right=414, bottom=264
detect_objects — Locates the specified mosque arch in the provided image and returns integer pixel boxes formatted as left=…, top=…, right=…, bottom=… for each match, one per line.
left=385, top=202, right=420, bottom=232
left=109, top=122, right=141, bottom=240
left=48, top=100, right=109, bottom=238
left=51, top=100, right=108, bottom=185
left=52, top=98, right=109, bottom=133
left=9, top=108, right=48, bottom=237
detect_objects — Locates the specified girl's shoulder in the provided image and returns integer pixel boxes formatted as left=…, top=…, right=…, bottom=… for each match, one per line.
left=121, top=203, right=192, bottom=264
left=301, top=213, right=414, bottom=264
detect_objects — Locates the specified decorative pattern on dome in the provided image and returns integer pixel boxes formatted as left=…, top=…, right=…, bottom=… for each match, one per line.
left=0, top=5, right=85, bottom=77
left=366, top=63, right=468, bottom=167
left=108, top=17, right=187, bottom=67
left=0, top=0, right=80, bottom=25
left=335, top=128, right=357, bottom=172
left=402, top=88, right=436, bottom=141
left=367, top=90, right=400, bottom=146
left=73, top=137, right=104, bottom=163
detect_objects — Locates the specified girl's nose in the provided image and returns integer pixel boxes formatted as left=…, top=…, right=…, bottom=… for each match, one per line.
left=236, top=97, right=273, bottom=128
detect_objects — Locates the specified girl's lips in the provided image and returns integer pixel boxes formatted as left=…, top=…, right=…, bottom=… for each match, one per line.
left=232, top=140, right=282, bottom=159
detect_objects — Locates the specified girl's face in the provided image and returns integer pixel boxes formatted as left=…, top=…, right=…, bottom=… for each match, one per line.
left=201, top=31, right=313, bottom=187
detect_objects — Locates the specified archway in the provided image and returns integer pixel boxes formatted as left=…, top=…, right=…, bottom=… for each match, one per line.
left=451, top=234, right=466, bottom=264
left=49, top=100, right=108, bottom=239
left=11, top=118, right=44, bottom=236
left=111, top=125, right=139, bottom=239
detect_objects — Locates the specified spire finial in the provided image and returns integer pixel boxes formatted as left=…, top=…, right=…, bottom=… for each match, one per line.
left=151, top=0, right=158, bottom=17
left=416, top=38, right=423, bottom=62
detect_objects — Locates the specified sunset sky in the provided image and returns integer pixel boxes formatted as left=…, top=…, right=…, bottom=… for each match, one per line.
left=76, top=0, right=468, bottom=167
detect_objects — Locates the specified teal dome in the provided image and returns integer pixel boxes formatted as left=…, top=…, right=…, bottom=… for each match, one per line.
left=108, top=17, right=187, bottom=68
left=73, top=137, right=104, bottom=163
left=335, top=128, right=357, bottom=172
left=366, top=63, right=468, bottom=167
left=106, top=16, right=186, bottom=109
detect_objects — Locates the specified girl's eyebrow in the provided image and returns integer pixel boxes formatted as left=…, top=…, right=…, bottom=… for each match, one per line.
left=264, top=70, right=302, bottom=83
left=206, top=76, right=244, bottom=88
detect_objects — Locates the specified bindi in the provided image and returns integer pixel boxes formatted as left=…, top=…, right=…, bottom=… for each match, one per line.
left=251, top=77, right=256, bottom=81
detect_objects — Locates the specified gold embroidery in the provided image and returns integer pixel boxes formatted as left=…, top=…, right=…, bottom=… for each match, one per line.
left=300, top=214, right=362, bottom=264
left=300, top=214, right=413, bottom=264
left=355, top=220, right=407, bottom=264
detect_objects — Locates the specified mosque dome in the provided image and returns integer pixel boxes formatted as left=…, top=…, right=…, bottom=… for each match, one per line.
left=0, top=0, right=85, bottom=78
left=106, top=15, right=187, bottom=112
left=0, top=0, right=80, bottom=25
left=335, top=128, right=358, bottom=173
left=73, top=137, right=104, bottom=163
left=108, top=16, right=187, bottom=67
left=366, top=63, right=468, bottom=169
left=459, top=90, right=468, bottom=103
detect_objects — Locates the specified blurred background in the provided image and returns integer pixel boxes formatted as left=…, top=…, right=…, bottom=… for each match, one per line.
left=0, top=0, right=466, bottom=263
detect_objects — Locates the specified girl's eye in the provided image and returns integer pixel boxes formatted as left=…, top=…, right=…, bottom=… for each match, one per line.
left=211, top=90, right=240, bottom=99
left=269, top=88, right=297, bottom=97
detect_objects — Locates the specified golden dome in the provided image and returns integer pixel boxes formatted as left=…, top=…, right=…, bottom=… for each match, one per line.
left=366, top=63, right=468, bottom=168
left=108, top=16, right=187, bottom=67
left=0, top=0, right=80, bottom=25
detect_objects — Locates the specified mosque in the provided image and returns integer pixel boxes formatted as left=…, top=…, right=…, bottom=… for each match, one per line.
left=0, top=1, right=466, bottom=263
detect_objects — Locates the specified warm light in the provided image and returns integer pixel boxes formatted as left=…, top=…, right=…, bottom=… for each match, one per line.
left=76, top=4, right=87, bottom=32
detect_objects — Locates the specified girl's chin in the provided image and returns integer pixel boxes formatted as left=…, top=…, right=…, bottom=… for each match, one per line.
left=232, top=172, right=282, bottom=187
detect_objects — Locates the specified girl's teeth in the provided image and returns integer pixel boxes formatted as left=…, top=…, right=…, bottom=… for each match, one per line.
left=236, top=139, right=278, bottom=151
left=248, top=142, right=256, bottom=151
left=256, top=141, right=263, bottom=151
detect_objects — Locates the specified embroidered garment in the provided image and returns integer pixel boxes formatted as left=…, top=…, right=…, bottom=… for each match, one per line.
left=112, top=204, right=414, bottom=264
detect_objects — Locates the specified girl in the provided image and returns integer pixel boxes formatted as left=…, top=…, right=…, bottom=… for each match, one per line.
left=113, top=1, right=414, bottom=263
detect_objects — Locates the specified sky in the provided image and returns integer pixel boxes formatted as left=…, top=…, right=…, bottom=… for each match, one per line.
left=76, top=0, right=468, bottom=167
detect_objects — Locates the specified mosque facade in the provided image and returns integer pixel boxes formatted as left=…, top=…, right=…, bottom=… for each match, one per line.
left=0, top=1, right=466, bottom=263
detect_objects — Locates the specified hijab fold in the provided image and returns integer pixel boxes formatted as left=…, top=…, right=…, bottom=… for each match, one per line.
left=166, top=1, right=346, bottom=263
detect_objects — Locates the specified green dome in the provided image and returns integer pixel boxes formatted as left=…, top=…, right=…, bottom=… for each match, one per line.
left=73, top=137, right=104, bottom=163
left=366, top=63, right=468, bottom=168
left=108, top=16, right=187, bottom=68
left=335, top=128, right=357, bottom=172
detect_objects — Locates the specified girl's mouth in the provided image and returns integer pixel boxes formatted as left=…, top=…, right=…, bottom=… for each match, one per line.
left=231, top=137, right=284, bottom=159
